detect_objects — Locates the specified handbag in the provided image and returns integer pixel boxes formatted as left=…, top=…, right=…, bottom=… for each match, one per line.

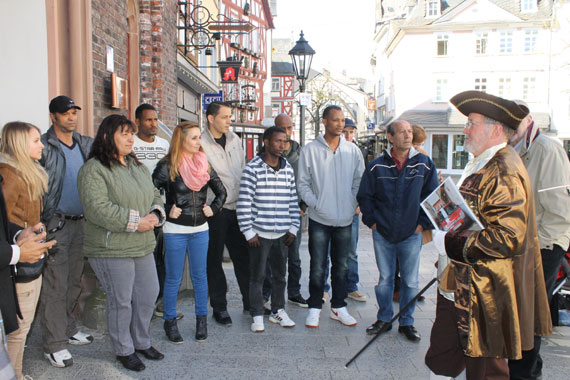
left=15, top=258, right=45, bottom=283
left=15, top=219, right=65, bottom=283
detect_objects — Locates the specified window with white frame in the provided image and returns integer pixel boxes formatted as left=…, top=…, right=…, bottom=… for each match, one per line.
left=498, top=77, right=512, bottom=98
left=474, top=78, right=487, bottom=93
left=426, top=0, right=441, bottom=17
left=524, top=30, right=538, bottom=52
left=271, top=78, right=280, bottom=92
left=271, top=103, right=280, bottom=117
left=475, top=32, right=488, bottom=55
left=521, top=0, right=537, bottom=13
left=522, top=77, right=536, bottom=101
left=499, top=31, right=513, bottom=53
left=435, top=78, right=449, bottom=101
left=437, top=34, right=449, bottom=56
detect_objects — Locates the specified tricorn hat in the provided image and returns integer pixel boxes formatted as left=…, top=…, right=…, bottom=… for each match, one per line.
left=450, top=90, right=528, bottom=129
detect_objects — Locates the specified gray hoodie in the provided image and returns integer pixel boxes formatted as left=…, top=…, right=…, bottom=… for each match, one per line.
left=298, top=134, right=364, bottom=227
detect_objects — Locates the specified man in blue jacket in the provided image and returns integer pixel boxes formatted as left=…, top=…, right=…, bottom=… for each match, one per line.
left=298, top=105, right=364, bottom=328
left=357, top=119, right=438, bottom=342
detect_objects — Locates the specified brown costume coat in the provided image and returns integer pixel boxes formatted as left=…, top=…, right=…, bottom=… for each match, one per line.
left=444, top=146, right=552, bottom=359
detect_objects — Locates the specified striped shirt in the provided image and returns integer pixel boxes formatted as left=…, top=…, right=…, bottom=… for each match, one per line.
left=237, top=155, right=301, bottom=240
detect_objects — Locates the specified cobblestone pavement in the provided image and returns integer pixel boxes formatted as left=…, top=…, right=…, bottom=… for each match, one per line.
left=23, top=220, right=570, bottom=379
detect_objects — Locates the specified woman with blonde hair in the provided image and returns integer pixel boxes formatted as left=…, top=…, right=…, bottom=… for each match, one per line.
left=0, top=121, right=51, bottom=380
left=153, top=121, right=226, bottom=343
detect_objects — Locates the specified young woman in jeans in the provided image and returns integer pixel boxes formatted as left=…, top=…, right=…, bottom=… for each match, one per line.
left=152, top=121, right=226, bottom=343
left=0, top=122, right=52, bottom=380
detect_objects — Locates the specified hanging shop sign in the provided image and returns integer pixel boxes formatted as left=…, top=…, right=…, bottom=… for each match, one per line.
left=218, top=61, right=243, bottom=84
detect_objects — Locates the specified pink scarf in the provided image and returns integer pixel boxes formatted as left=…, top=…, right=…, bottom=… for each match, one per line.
left=178, top=151, right=210, bottom=191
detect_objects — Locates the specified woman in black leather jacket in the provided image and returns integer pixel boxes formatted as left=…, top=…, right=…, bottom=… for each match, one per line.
left=152, top=121, right=226, bottom=343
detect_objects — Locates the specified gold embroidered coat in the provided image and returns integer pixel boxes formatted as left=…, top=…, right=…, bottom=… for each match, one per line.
left=444, top=146, right=552, bottom=359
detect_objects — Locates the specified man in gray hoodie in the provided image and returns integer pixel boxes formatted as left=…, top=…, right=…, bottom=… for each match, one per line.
left=298, top=105, right=364, bottom=328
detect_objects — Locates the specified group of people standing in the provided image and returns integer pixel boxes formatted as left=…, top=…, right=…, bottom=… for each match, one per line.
left=1, top=87, right=567, bottom=380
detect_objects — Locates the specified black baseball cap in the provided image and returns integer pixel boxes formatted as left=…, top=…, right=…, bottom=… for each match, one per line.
left=49, top=96, right=82, bottom=114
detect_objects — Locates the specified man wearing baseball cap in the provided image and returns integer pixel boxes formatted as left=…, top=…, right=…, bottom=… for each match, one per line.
left=39, top=96, right=93, bottom=368
left=425, top=91, right=552, bottom=379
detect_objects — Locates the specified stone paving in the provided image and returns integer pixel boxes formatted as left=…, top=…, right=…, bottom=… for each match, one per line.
left=23, top=220, right=570, bottom=379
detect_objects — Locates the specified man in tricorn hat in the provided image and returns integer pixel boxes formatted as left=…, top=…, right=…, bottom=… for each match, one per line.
left=424, top=91, right=552, bottom=379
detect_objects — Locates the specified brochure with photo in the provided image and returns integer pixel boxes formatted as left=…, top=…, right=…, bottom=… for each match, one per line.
left=421, top=177, right=483, bottom=232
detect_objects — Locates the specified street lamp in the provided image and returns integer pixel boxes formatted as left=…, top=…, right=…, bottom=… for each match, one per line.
left=289, top=31, right=315, bottom=146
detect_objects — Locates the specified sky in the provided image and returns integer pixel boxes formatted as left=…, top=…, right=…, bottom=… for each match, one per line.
left=272, top=0, right=377, bottom=79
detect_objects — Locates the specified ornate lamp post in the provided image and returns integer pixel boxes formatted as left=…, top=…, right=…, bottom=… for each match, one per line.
left=289, top=31, right=315, bottom=146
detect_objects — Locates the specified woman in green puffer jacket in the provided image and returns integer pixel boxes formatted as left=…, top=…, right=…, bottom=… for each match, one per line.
left=77, top=114, right=166, bottom=372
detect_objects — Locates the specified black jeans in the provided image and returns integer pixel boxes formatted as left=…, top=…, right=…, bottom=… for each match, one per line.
left=206, top=208, right=250, bottom=312
left=249, top=235, right=288, bottom=317
left=307, top=219, right=351, bottom=309
left=508, top=245, right=566, bottom=379
left=263, top=219, right=302, bottom=300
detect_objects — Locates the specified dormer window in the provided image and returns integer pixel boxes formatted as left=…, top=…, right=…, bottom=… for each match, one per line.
left=521, top=0, right=537, bottom=13
left=426, top=0, right=441, bottom=18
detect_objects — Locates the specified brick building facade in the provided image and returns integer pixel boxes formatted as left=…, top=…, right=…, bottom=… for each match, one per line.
left=91, top=0, right=178, bottom=129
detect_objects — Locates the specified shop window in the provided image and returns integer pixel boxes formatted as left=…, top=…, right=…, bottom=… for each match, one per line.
left=432, top=134, right=448, bottom=169
left=452, top=135, right=469, bottom=169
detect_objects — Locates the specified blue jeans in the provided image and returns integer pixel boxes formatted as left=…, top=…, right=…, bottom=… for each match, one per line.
left=307, top=219, right=351, bottom=309
left=324, top=213, right=360, bottom=292
left=372, top=230, right=422, bottom=326
left=163, top=231, right=209, bottom=319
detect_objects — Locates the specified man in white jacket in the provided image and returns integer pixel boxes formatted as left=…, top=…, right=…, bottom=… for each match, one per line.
left=297, top=105, right=364, bottom=328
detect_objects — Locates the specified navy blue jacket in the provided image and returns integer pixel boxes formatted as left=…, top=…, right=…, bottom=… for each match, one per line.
left=357, top=148, right=438, bottom=244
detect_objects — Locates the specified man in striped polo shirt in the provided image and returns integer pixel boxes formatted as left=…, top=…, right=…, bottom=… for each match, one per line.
left=237, top=126, right=301, bottom=333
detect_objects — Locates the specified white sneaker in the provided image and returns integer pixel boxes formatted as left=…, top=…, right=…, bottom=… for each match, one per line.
left=68, top=331, right=94, bottom=345
left=44, top=349, right=73, bottom=368
left=251, top=316, right=264, bottom=332
left=305, top=308, right=321, bottom=328
left=269, top=309, right=296, bottom=327
left=330, top=306, right=357, bottom=326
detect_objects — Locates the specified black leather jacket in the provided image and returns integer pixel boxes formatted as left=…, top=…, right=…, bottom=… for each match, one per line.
left=40, top=127, right=93, bottom=223
left=152, top=159, right=227, bottom=226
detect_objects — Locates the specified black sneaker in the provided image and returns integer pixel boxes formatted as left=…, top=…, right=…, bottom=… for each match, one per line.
left=288, top=294, right=308, bottom=308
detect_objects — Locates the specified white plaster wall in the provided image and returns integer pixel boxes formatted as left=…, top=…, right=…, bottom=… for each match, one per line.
left=389, top=26, right=551, bottom=116
left=0, top=0, right=50, bottom=131
left=549, top=1, right=570, bottom=138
